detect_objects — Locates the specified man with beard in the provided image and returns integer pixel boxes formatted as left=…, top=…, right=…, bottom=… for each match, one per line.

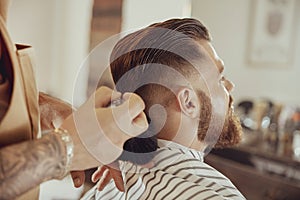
left=82, top=18, right=245, bottom=199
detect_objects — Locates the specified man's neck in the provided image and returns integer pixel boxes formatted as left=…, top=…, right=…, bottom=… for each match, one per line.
left=157, top=129, right=207, bottom=153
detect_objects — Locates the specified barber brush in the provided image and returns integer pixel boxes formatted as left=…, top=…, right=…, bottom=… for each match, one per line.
left=107, top=96, right=158, bottom=165
left=101, top=67, right=157, bottom=165
left=107, top=97, right=125, bottom=108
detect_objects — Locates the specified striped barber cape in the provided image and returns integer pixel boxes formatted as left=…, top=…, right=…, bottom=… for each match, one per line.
left=82, top=140, right=245, bottom=200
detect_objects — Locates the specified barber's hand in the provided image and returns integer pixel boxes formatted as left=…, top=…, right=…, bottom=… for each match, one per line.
left=92, top=162, right=124, bottom=191
left=61, top=86, right=148, bottom=171
left=70, top=171, right=85, bottom=188
left=90, top=160, right=155, bottom=191
left=69, top=164, right=123, bottom=189
left=39, top=92, right=73, bottom=131
left=38, top=92, right=84, bottom=187
left=39, top=92, right=82, bottom=186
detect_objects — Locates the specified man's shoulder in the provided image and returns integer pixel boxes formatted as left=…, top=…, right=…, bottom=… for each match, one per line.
left=82, top=143, right=245, bottom=200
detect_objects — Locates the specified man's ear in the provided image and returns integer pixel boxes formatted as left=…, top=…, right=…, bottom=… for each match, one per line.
left=176, top=88, right=199, bottom=118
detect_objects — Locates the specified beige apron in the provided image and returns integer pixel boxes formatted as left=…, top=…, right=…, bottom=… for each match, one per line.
left=0, top=16, right=40, bottom=199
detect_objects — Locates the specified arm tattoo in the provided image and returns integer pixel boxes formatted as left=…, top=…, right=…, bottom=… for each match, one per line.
left=0, top=133, right=67, bottom=200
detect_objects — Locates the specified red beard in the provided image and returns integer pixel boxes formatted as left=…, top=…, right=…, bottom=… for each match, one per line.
left=197, top=91, right=243, bottom=148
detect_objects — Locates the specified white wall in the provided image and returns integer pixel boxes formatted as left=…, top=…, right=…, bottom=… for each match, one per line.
left=7, top=0, right=93, bottom=105
left=7, top=0, right=299, bottom=107
left=191, top=0, right=300, bottom=106
left=122, top=0, right=191, bottom=31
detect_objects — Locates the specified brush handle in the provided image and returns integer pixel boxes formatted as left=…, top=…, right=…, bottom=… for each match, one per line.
left=108, top=97, right=124, bottom=108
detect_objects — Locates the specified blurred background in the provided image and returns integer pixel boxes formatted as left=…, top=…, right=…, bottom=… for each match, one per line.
left=6, top=0, right=300, bottom=199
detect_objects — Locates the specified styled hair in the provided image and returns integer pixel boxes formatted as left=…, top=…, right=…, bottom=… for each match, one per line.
left=111, top=18, right=210, bottom=84
left=149, top=18, right=211, bottom=41
left=110, top=18, right=211, bottom=164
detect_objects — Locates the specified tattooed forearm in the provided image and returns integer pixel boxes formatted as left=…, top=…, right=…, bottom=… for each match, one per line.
left=0, top=133, right=67, bottom=200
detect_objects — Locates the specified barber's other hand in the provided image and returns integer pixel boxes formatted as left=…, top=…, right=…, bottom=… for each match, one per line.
left=69, top=163, right=123, bottom=190
left=61, top=86, right=148, bottom=171
left=90, top=160, right=155, bottom=191
left=70, top=171, right=85, bottom=188
left=91, top=162, right=124, bottom=192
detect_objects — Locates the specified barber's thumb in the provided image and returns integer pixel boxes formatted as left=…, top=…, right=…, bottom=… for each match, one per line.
left=132, top=111, right=148, bottom=133
left=122, top=93, right=146, bottom=119
left=123, top=93, right=148, bottom=132
left=70, top=171, right=85, bottom=188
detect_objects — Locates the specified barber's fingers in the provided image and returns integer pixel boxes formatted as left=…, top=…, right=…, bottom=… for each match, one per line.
left=93, top=88, right=148, bottom=139
left=107, top=162, right=124, bottom=192
left=93, top=87, right=146, bottom=119
left=132, top=111, right=148, bottom=130
left=91, top=166, right=107, bottom=183
left=70, top=171, right=85, bottom=188
left=121, top=93, right=146, bottom=120
left=105, top=93, right=148, bottom=137
left=110, top=168, right=125, bottom=192
left=91, top=163, right=124, bottom=192
left=94, top=86, right=122, bottom=108
left=111, top=109, right=148, bottom=138
left=96, top=169, right=112, bottom=191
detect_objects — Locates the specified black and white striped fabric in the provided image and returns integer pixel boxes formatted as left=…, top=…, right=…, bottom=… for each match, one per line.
left=82, top=140, right=245, bottom=200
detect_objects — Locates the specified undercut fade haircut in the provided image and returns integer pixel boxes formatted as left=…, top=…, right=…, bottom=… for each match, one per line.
left=109, top=18, right=212, bottom=165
